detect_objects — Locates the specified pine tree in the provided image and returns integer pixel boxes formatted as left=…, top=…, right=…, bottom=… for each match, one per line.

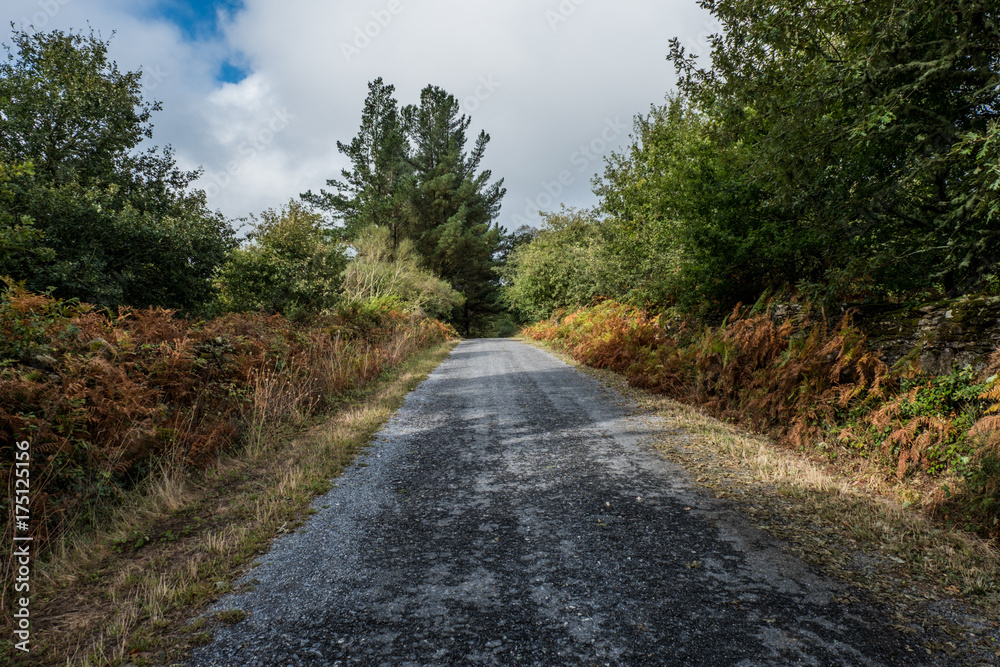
left=302, top=77, right=412, bottom=249
left=306, top=81, right=507, bottom=334
left=402, top=85, right=506, bottom=334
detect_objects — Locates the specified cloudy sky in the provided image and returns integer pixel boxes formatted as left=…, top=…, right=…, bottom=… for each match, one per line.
left=6, top=0, right=717, bottom=233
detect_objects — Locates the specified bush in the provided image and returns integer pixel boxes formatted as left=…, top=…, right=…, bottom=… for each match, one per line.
left=341, top=225, right=464, bottom=319
left=0, top=282, right=455, bottom=614
left=501, top=209, right=605, bottom=322
left=215, top=201, right=347, bottom=316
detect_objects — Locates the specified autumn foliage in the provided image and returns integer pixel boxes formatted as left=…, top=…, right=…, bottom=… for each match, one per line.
left=0, top=281, right=455, bottom=611
left=525, top=301, right=1000, bottom=541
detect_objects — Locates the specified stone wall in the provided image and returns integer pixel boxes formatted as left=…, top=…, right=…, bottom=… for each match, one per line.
left=855, top=297, right=1000, bottom=374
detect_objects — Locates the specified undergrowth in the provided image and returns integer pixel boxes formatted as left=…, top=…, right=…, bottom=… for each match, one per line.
left=524, top=301, right=1000, bottom=542
left=0, top=280, right=456, bottom=623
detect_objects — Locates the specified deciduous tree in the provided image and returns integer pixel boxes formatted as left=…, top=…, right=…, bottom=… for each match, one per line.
left=669, top=0, right=1000, bottom=296
left=0, top=27, right=234, bottom=311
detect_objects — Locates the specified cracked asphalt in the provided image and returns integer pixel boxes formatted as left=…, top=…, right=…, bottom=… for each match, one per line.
left=190, top=339, right=961, bottom=666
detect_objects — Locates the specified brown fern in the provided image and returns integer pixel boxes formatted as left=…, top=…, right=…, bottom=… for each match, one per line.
left=970, top=375, right=1000, bottom=442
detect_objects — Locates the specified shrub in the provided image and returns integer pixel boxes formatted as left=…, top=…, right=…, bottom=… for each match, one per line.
left=215, top=201, right=347, bottom=316
left=0, top=282, right=454, bottom=615
left=341, top=225, right=464, bottom=319
left=501, top=209, right=605, bottom=322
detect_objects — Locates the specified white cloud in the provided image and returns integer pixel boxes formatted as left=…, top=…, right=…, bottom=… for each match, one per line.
left=3, top=0, right=716, bottom=229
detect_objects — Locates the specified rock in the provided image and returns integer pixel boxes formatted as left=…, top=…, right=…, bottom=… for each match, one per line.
left=859, top=297, right=1000, bottom=373
left=32, top=353, right=59, bottom=370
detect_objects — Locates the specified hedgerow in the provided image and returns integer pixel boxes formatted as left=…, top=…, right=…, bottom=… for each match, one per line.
left=0, top=280, right=455, bottom=615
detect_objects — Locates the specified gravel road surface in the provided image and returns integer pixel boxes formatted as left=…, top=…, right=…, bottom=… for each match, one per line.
left=190, top=339, right=957, bottom=666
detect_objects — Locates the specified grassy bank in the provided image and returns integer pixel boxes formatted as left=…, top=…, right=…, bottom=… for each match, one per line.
left=20, top=340, right=455, bottom=666
left=0, top=281, right=456, bottom=663
left=524, top=301, right=1000, bottom=542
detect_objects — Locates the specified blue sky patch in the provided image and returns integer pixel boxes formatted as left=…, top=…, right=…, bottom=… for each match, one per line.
left=146, top=0, right=248, bottom=83
left=218, top=58, right=249, bottom=84
left=149, top=0, right=243, bottom=41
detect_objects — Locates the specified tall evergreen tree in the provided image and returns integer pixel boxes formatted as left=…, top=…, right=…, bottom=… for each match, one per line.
left=306, top=81, right=506, bottom=334
left=402, top=85, right=506, bottom=334
left=302, top=78, right=412, bottom=249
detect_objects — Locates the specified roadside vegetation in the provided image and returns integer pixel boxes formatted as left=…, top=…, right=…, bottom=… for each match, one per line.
left=524, top=302, right=1000, bottom=541
left=539, top=344, right=1000, bottom=661
left=0, top=25, right=488, bottom=663
left=508, top=0, right=1000, bottom=550
left=10, top=329, right=455, bottom=665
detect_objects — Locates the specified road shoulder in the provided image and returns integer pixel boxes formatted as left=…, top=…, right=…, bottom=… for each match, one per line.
left=19, top=340, right=459, bottom=667
left=522, top=337, right=1000, bottom=663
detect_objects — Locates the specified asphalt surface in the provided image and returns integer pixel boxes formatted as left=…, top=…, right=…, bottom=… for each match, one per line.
left=190, top=339, right=958, bottom=666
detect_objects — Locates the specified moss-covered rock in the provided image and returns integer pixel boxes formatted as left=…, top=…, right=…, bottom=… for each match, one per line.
left=858, top=297, right=1000, bottom=373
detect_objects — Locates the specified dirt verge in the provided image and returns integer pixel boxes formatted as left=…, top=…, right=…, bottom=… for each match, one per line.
left=12, top=340, right=457, bottom=667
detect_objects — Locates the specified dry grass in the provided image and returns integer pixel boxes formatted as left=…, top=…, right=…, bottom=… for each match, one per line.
left=0, top=281, right=457, bottom=599
left=528, top=338, right=1000, bottom=662
left=8, top=339, right=457, bottom=666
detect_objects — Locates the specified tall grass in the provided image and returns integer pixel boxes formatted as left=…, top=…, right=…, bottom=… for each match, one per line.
left=0, top=281, right=455, bottom=622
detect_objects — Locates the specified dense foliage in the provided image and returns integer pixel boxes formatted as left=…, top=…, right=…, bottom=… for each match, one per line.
left=215, top=201, right=347, bottom=318
left=504, top=0, right=1000, bottom=321
left=304, top=79, right=507, bottom=335
left=669, top=0, right=1000, bottom=299
left=596, top=98, right=818, bottom=314
left=501, top=209, right=604, bottom=322
left=0, top=28, right=235, bottom=312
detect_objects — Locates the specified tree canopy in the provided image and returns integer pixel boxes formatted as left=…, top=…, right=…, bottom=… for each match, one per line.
left=669, top=0, right=1000, bottom=297
left=0, top=27, right=234, bottom=311
left=504, top=0, right=1000, bottom=322
left=304, top=80, right=506, bottom=335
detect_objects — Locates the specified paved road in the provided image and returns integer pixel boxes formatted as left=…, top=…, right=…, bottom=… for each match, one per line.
left=191, top=339, right=955, bottom=666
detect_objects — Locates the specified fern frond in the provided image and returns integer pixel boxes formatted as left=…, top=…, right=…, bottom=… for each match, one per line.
left=971, top=414, right=1000, bottom=436
left=981, top=381, right=1000, bottom=414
